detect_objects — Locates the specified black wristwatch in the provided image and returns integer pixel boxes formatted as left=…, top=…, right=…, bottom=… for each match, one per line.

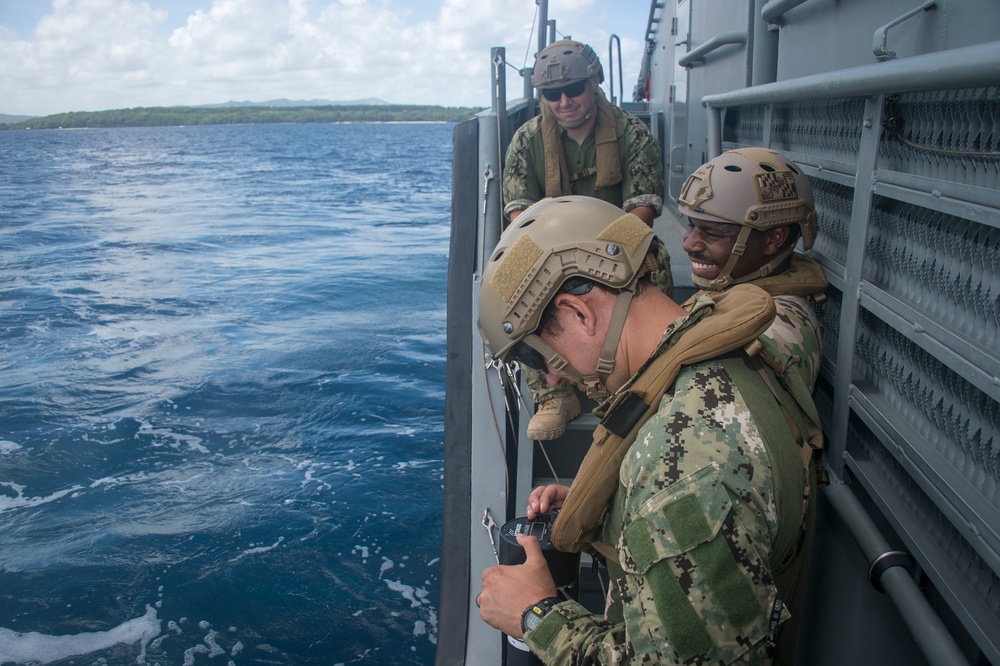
left=521, top=596, right=561, bottom=634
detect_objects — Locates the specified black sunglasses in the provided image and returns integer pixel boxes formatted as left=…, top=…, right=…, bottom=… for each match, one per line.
left=541, top=79, right=590, bottom=102
left=515, top=343, right=548, bottom=373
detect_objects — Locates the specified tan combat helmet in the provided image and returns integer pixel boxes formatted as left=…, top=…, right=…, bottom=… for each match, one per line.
left=478, top=196, right=656, bottom=400
left=677, top=147, right=817, bottom=290
left=531, top=40, right=604, bottom=89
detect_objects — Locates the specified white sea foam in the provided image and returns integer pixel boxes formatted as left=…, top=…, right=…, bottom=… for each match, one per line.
left=136, top=419, right=209, bottom=453
left=384, top=579, right=425, bottom=609
left=228, top=536, right=285, bottom=563
left=392, top=459, right=439, bottom=471
left=0, top=440, right=22, bottom=454
left=0, top=605, right=160, bottom=665
left=0, top=482, right=85, bottom=514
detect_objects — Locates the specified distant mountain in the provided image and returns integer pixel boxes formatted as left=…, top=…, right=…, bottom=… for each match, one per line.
left=0, top=113, right=37, bottom=124
left=199, top=98, right=389, bottom=108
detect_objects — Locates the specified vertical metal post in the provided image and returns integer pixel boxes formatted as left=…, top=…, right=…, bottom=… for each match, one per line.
left=490, top=47, right=502, bottom=113
left=537, top=0, right=549, bottom=56
left=492, top=47, right=509, bottom=155
left=828, top=95, right=884, bottom=474
left=608, top=34, right=623, bottom=106
left=706, top=106, right=722, bottom=157
left=751, top=0, right=778, bottom=86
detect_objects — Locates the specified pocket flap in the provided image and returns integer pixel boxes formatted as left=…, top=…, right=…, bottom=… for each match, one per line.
left=622, top=465, right=731, bottom=574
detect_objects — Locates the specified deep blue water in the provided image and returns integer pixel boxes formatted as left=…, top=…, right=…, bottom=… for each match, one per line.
left=0, top=123, right=451, bottom=665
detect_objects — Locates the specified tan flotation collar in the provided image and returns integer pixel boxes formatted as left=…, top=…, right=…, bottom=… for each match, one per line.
left=541, top=88, right=623, bottom=197
left=749, top=253, right=828, bottom=301
left=550, top=285, right=776, bottom=555
left=696, top=251, right=829, bottom=303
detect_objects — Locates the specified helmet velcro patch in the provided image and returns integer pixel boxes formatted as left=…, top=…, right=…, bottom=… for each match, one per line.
left=754, top=171, right=798, bottom=202
left=596, top=214, right=650, bottom=257
left=490, top=234, right=544, bottom=304
left=739, top=146, right=780, bottom=167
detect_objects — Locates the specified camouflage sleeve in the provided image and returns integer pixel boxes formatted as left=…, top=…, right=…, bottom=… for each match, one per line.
left=619, top=112, right=664, bottom=216
left=502, top=119, right=544, bottom=217
left=525, top=362, right=785, bottom=665
left=767, top=295, right=822, bottom=390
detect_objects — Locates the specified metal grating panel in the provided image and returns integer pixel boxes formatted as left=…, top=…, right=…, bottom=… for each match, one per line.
left=866, top=197, right=1000, bottom=351
left=854, top=311, right=999, bottom=505
left=770, top=98, right=865, bottom=165
left=813, top=286, right=842, bottom=367
left=847, top=411, right=1000, bottom=622
left=880, top=87, right=1000, bottom=188
left=724, top=103, right=766, bottom=146
left=811, top=179, right=853, bottom=269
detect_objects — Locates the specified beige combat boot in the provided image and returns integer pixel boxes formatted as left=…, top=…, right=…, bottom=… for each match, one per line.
left=526, top=393, right=581, bottom=440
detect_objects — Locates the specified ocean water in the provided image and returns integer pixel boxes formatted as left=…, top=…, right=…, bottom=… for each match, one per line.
left=0, top=122, right=452, bottom=665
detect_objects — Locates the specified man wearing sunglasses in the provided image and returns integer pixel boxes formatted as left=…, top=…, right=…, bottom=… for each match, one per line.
left=501, top=39, right=669, bottom=441
left=476, top=196, right=820, bottom=666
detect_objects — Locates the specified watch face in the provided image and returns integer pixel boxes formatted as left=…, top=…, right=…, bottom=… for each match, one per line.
left=522, top=597, right=559, bottom=635
left=523, top=610, right=543, bottom=631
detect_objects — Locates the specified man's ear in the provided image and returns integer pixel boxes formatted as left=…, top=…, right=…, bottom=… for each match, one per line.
left=762, top=226, right=792, bottom=256
left=552, top=293, right=599, bottom=337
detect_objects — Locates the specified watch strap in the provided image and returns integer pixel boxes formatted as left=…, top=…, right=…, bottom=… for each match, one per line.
left=520, top=596, right=561, bottom=634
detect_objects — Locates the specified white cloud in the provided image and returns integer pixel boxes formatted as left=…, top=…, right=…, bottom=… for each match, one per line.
left=0, top=0, right=652, bottom=116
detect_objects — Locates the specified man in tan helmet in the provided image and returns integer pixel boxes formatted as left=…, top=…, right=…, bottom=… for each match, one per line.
left=678, top=147, right=829, bottom=392
left=476, top=196, right=821, bottom=665
left=502, top=39, right=669, bottom=441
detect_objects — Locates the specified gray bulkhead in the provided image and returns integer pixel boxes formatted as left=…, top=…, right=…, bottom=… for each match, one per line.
left=438, top=1, right=999, bottom=664
left=645, top=1, right=999, bottom=664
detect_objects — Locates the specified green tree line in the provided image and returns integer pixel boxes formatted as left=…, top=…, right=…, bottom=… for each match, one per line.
left=0, top=104, right=483, bottom=130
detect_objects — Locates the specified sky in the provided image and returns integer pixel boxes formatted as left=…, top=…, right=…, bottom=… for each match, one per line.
left=0, top=0, right=656, bottom=117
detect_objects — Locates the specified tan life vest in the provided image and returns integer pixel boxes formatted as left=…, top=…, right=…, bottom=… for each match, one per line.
left=747, top=253, right=828, bottom=302
left=540, top=88, right=623, bottom=198
left=549, top=285, right=776, bottom=556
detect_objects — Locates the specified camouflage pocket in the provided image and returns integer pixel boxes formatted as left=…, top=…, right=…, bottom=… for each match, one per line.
left=617, top=465, right=783, bottom=663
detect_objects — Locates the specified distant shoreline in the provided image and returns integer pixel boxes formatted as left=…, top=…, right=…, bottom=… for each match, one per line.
left=0, top=104, right=483, bottom=131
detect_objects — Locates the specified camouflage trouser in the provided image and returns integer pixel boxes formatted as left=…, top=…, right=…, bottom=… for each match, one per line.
left=526, top=243, right=673, bottom=404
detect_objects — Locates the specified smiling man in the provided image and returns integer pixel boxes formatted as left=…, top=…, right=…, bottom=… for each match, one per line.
left=678, top=147, right=829, bottom=390
left=501, top=39, right=669, bottom=441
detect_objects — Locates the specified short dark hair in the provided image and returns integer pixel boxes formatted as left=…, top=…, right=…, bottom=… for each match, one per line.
left=540, top=275, right=651, bottom=336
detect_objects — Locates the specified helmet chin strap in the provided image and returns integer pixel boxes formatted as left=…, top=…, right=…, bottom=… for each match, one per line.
left=692, top=225, right=797, bottom=291
left=520, top=281, right=638, bottom=401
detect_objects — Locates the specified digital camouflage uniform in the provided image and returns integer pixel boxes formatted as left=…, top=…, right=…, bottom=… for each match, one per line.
left=503, top=105, right=669, bottom=406
left=502, top=104, right=664, bottom=220
left=770, top=294, right=822, bottom=389
left=523, top=295, right=813, bottom=664
left=740, top=253, right=827, bottom=392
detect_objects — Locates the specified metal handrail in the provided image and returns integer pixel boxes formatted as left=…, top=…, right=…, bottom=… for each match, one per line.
left=701, top=40, right=1000, bottom=154
left=608, top=34, right=623, bottom=106
left=761, top=0, right=810, bottom=25
left=704, top=40, right=1000, bottom=107
left=873, top=0, right=936, bottom=61
left=678, top=31, right=746, bottom=68
left=824, top=480, right=970, bottom=666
